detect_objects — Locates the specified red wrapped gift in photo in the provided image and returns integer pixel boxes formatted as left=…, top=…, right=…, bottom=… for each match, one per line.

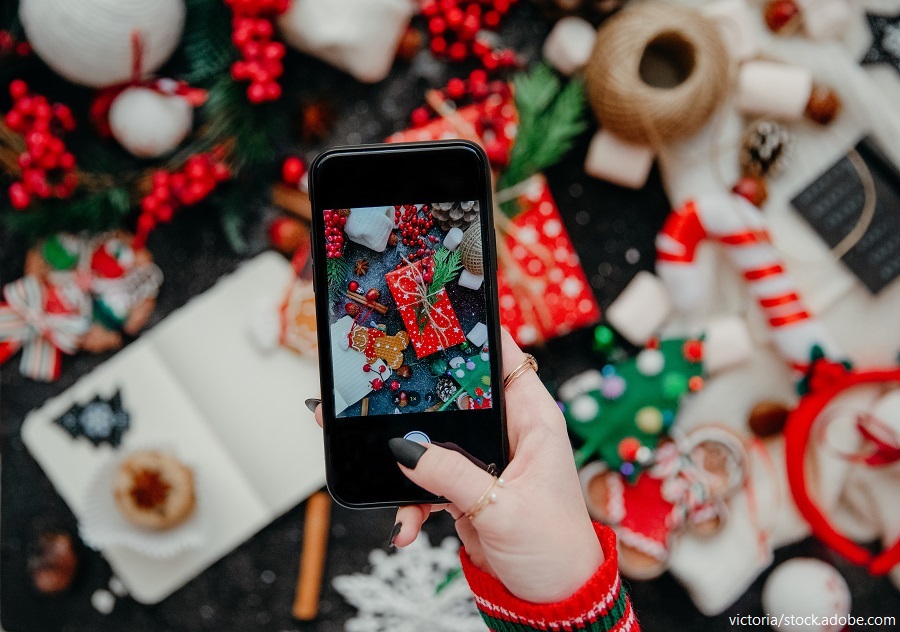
left=497, top=175, right=601, bottom=346
left=386, top=259, right=465, bottom=358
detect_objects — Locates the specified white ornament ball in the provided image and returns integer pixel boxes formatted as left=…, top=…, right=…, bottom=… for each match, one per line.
left=109, top=87, right=193, bottom=158
left=19, top=0, right=186, bottom=88
left=762, top=559, right=851, bottom=632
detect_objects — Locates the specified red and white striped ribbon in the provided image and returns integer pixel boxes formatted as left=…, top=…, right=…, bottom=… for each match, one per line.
left=0, top=277, right=89, bottom=381
left=656, top=192, right=841, bottom=371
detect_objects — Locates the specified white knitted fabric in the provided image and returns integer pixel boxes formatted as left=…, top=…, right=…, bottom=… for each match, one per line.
left=333, top=536, right=484, bottom=632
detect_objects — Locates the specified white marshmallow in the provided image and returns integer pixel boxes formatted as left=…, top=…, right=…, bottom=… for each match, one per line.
left=457, top=269, right=484, bottom=290
left=584, top=129, right=655, bottom=190
left=345, top=207, right=394, bottom=252
left=701, top=315, right=753, bottom=374
left=605, top=271, right=673, bottom=345
left=467, top=322, right=489, bottom=347
left=443, top=227, right=464, bottom=251
left=798, top=0, right=851, bottom=41
left=737, top=61, right=813, bottom=121
left=542, top=16, right=597, bottom=76
left=702, top=0, right=759, bottom=61
left=278, top=0, right=415, bottom=83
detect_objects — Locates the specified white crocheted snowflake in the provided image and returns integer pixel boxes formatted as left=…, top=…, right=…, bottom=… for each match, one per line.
left=333, top=536, right=484, bottom=632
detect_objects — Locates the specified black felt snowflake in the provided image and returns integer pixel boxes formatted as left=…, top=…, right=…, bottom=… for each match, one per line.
left=54, top=390, right=130, bottom=447
left=861, top=12, right=900, bottom=76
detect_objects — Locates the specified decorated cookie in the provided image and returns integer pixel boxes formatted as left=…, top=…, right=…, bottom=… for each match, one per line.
left=350, top=325, right=409, bottom=369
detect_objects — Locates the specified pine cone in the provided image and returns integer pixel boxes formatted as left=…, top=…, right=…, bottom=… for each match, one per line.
left=740, top=120, right=791, bottom=178
left=530, top=0, right=625, bottom=21
left=429, top=201, right=479, bottom=231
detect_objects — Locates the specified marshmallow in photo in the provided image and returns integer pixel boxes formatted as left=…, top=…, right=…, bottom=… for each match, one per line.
left=584, top=129, right=655, bottom=190
left=737, top=61, right=813, bottom=121
left=543, top=17, right=596, bottom=76
left=278, top=0, right=415, bottom=83
left=606, top=271, right=673, bottom=345
left=457, top=269, right=484, bottom=290
left=345, top=207, right=395, bottom=252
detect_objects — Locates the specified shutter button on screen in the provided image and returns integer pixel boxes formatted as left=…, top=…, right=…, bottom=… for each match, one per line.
left=403, top=431, right=431, bottom=444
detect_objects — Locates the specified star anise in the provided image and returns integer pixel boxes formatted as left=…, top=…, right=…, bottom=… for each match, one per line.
left=354, top=258, right=369, bottom=275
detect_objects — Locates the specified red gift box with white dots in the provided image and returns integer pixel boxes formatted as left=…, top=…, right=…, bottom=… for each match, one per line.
left=385, top=259, right=466, bottom=358
left=498, top=175, right=601, bottom=346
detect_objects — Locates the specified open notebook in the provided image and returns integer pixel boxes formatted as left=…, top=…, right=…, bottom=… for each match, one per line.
left=21, top=253, right=325, bottom=604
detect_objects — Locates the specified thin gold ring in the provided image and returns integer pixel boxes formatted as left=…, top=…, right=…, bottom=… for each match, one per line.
left=504, top=354, right=538, bottom=389
left=466, top=476, right=505, bottom=520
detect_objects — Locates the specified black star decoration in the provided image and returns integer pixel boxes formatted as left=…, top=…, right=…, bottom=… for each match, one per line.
left=862, top=12, right=900, bottom=76
left=54, top=390, right=131, bottom=447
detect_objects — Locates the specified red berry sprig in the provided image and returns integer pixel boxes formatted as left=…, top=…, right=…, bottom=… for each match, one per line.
left=420, top=0, right=520, bottom=68
left=4, top=80, right=78, bottom=210
left=134, top=151, right=231, bottom=249
left=395, top=204, right=436, bottom=263
left=226, top=0, right=289, bottom=104
left=323, top=208, right=348, bottom=259
left=0, top=30, right=31, bottom=58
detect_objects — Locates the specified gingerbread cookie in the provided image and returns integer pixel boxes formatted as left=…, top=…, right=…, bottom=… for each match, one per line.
left=350, top=325, right=409, bottom=369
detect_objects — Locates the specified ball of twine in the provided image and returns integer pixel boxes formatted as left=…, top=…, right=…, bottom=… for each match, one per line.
left=459, top=223, right=484, bottom=276
left=584, top=2, right=732, bottom=147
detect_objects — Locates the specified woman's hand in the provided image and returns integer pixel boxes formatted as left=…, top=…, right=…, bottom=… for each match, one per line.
left=310, top=328, right=602, bottom=603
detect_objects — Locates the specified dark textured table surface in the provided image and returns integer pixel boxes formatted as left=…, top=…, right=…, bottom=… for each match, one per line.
left=3, top=5, right=900, bottom=631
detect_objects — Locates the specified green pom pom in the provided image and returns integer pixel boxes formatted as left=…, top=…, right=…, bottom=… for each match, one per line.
left=592, top=325, right=615, bottom=354
left=662, top=373, right=689, bottom=400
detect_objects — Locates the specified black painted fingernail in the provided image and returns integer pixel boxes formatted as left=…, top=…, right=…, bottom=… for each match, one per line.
left=389, top=522, right=402, bottom=548
left=305, top=398, right=321, bottom=413
left=388, top=437, right=427, bottom=469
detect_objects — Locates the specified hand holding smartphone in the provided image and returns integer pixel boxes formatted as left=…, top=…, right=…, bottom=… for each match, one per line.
left=309, top=141, right=508, bottom=507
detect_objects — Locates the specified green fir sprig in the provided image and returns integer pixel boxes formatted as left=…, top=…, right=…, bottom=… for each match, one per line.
left=498, top=64, right=587, bottom=216
left=427, top=247, right=462, bottom=301
left=327, top=256, right=352, bottom=303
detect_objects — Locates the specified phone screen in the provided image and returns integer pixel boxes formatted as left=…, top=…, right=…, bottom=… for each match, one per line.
left=325, top=201, right=493, bottom=418
left=310, top=142, right=507, bottom=507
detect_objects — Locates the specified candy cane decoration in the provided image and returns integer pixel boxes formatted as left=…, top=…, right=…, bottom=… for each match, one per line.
left=655, top=192, right=840, bottom=371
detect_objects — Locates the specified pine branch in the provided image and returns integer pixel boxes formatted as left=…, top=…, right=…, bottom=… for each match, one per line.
left=428, top=247, right=462, bottom=299
left=181, top=0, right=234, bottom=85
left=498, top=64, right=588, bottom=215
left=2, top=186, right=131, bottom=239
left=327, top=256, right=352, bottom=302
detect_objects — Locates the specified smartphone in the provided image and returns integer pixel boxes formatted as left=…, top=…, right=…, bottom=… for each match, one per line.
left=309, top=140, right=508, bottom=508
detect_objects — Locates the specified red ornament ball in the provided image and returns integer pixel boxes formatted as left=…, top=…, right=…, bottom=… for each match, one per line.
left=281, top=156, right=306, bottom=186
left=348, top=280, right=360, bottom=292
left=365, top=288, right=380, bottom=302
left=764, top=0, right=801, bottom=33
left=268, top=216, right=306, bottom=254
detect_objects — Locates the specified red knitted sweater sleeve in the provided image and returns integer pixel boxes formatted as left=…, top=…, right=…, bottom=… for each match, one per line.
left=459, top=523, right=639, bottom=632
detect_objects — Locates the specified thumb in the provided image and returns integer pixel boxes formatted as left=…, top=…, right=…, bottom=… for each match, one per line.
left=388, top=438, right=497, bottom=515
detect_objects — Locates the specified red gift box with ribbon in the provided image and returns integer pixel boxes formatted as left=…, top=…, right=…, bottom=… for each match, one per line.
left=385, top=260, right=465, bottom=358
left=497, top=175, right=600, bottom=346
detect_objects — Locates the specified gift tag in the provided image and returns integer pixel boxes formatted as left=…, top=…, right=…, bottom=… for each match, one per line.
left=791, top=136, right=900, bottom=294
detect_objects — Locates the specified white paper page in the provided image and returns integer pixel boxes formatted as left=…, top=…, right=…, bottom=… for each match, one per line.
left=149, top=253, right=325, bottom=515
left=21, top=341, right=269, bottom=604
left=330, top=315, right=391, bottom=414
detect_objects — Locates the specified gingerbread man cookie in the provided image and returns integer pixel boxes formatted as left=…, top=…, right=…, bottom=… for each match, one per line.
left=350, top=325, right=409, bottom=369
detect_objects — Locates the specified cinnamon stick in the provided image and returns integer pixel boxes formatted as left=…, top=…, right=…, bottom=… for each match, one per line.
left=292, top=491, right=332, bottom=621
left=344, top=290, right=389, bottom=314
left=272, top=183, right=312, bottom=222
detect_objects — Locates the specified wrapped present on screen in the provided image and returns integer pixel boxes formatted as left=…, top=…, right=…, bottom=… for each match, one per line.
left=385, top=259, right=465, bottom=358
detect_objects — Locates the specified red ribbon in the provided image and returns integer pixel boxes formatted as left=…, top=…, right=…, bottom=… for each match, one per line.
left=656, top=200, right=708, bottom=263
left=90, top=30, right=207, bottom=137
left=785, top=368, right=900, bottom=575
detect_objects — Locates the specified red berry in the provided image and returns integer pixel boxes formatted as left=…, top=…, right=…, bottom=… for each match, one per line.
left=281, top=156, right=306, bottom=186
left=390, top=380, right=400, bottom=391
left=484, top=10, right=501, bottom=27
left=764, top=0, right=801, bottom=33
left=430, top=36, right=447, bottom=55
left=247, top=82, right=267, bottom=103
left=269, top=216, right=305, bottom=254
left=370, top=378, right=384, bottom=390
left=362, top=362, right=371, bottom=372
left=9, top=79, right=28, bottom=100
left=446, top=78, right=466, bottom=100
left=428, top=16, right=446, bottom=35
left=448, top=41, right=467, bottom=62
left=8, top=182, right=30, bottom=209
